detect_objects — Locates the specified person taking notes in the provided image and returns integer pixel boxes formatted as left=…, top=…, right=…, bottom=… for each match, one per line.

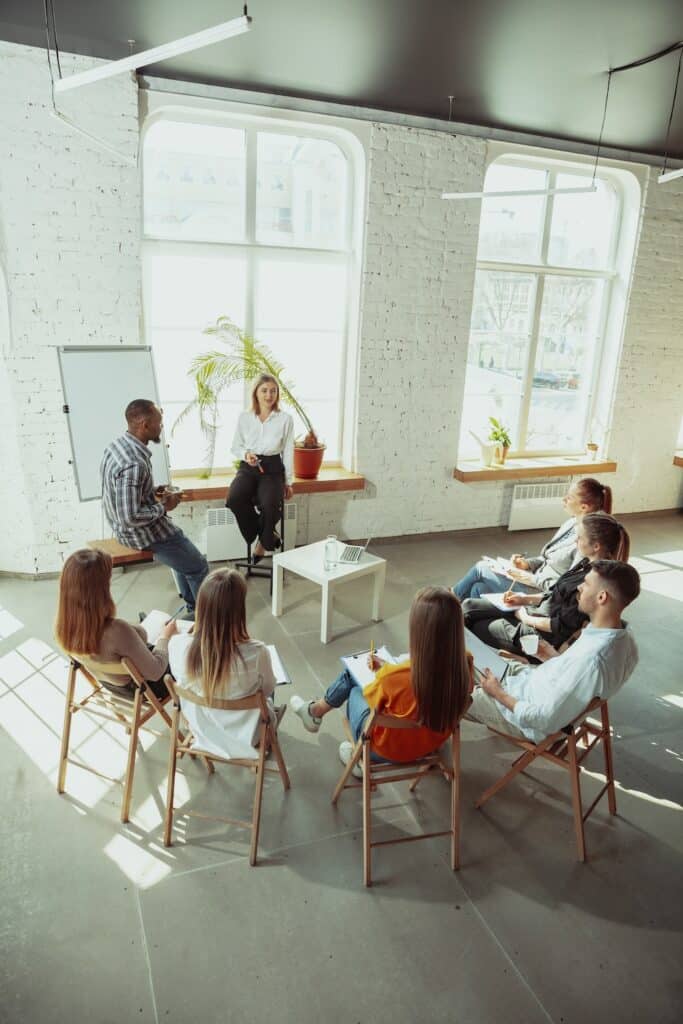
left=453, top=478, right=613, bottom=599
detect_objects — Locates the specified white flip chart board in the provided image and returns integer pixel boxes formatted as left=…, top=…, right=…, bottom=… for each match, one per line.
left=57, top=346, right=170, bottom=502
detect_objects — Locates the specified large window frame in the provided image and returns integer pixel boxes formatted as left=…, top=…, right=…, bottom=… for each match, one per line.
left=140, top=102, right=365, bottom=473
left=460, top=153, right=632, bottom=460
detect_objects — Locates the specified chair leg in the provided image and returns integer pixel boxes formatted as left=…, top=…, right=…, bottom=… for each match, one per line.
left=567, top=735, right=586, bottom=862
left=601, top=703, right=617, bottom=815
left=121, top=688, right=143, bottom=824
left=331, top=738, right=363, bottom=804
left=362, top=740, right=372, bottom=887
left=451, top=729, right=461, bottom=871
left=249, top=722, right=268, bottom=866
left=475, top=747, right=538, bottom=808
left=268, top=727, right=291, bottom=790
left=163, top=707, right=180, bottom=847
left=57, top=663, right=77, bottom=795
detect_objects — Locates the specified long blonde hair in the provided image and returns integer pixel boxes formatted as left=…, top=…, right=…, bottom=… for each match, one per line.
left=55, top=549, right=116, bottom=654
left=185, top=569, right=250, bottom=704
left=250, top=374, right=281, bottom=414
left=408, top=587, right=472, bottom=732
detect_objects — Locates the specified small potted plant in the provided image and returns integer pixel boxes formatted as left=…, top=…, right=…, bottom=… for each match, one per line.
left=174, top=316, right=325, bottom=479
left=488, top=416, right=512, bottom=465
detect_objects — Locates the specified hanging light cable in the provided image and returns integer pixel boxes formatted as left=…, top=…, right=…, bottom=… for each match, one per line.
left=442, top=71, right=613, bottom=201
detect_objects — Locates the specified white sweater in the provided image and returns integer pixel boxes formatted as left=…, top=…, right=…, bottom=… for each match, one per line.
left=168, top=636, right=276, bottom=759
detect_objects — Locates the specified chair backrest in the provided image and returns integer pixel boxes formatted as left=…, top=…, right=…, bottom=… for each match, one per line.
left=166, top=675, right=268, bottom=714
left=67, top=652, right=146, bottom=689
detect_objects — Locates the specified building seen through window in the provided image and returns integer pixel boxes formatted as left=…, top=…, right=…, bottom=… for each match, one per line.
left=459, top=159, right=621, bottom=459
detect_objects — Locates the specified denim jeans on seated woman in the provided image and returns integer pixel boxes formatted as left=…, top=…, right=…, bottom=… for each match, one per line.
left=323, top=668, right=392, bottom=763
left=453, top=560, right=536, bottom=600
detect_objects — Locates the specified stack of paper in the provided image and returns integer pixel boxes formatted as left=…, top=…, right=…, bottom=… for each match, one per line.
left=140, top=609, right=193, bottom=645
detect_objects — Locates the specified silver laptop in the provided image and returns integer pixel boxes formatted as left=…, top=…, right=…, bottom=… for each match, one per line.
left=338, top=536, right=372, bottom=563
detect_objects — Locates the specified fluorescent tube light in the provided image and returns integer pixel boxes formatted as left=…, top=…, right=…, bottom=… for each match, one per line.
left=658, top=167, right=683, bottom=184
left=54, top=13, right=251, bottom=94
left=442, top=185, right=598, bottom=200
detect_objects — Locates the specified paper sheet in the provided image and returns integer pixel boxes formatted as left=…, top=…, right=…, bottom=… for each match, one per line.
left=341, top=645, right=396, bottom=687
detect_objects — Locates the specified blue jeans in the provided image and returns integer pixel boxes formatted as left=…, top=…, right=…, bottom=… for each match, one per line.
left=148, top=530, right=209, bottom=612
left=323, top=668, right=389, bottom=763
left=453, top=560, right=536, bottom=600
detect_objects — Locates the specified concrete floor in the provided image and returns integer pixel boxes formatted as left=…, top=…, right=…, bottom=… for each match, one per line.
left=0, top=514, right=682, bottom=1024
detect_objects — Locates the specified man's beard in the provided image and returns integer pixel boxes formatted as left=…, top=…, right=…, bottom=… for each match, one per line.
left=151, top=434, right=161, bottom=444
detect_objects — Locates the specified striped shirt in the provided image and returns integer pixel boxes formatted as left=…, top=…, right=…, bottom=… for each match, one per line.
left=100, top=433, right=177, bottom=549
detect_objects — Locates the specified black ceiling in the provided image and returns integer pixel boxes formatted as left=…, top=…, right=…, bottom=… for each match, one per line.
left=2, top=0, right=683, bottom=160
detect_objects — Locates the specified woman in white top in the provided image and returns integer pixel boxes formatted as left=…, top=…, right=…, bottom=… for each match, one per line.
left=168, top=568, right=284, bottom=760
left=228, top=374, right=295, bottom=561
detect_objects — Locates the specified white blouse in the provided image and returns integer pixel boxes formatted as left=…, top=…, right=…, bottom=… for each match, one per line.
left=231, top=410, right=295, bottom=484
left=168, top=636, right=277, bottom=759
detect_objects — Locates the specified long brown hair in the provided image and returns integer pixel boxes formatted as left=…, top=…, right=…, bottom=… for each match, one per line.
left=185, top=569, right=250, bottom=703
left=582, top=512, right=630, bottom=562
left=55, top=548, right=116, bottom=654
left=576, top=477, right=613, bottom=514
left=250, top=374, right=280, bottom=414
left=408, top=587, right=471, bottom=732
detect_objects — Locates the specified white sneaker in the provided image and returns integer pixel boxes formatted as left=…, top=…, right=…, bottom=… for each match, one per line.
left=339, top=740, right=363, bottom=779
left=290, top=695, right=322, bottom=733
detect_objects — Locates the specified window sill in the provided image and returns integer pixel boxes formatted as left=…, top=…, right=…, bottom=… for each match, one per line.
left=173, top=466, right=365, bottom=501
left=674, top=452, right=683, bottom=468
left=452, top=456, right=618, bottom=483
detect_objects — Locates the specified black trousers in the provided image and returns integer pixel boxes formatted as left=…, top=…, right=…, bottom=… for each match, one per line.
left=462, top=598, right=539, bottom=658
left=228, top=461, right=284, bottom=550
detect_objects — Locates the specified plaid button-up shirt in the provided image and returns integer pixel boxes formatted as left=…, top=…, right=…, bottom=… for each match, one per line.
left=100, top=433, right=178, bottom=549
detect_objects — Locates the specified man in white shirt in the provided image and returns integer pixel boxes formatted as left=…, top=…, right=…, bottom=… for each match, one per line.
left=468, top=560, right=640, bottom=743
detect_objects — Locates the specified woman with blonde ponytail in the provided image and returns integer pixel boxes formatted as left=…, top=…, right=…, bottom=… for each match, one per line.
left=463, top=513, right=630, bottom=657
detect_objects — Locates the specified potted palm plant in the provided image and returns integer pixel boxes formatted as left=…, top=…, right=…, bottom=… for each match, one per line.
left=174, top=316, right=325, bottom=479
left=488, top=416, right=512, bottom=465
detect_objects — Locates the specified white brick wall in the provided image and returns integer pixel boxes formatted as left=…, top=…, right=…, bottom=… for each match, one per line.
left=0, top=43, right=140, bottom=574
left=1, top=42, right=681, bottom=574
left=608, top=173, right=683, bottom=512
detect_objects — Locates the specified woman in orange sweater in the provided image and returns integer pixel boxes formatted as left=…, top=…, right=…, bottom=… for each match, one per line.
left=291, top=587, right=472, bottom=772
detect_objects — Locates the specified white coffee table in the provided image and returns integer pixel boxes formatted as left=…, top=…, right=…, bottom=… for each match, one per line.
left=271, top=540, right=386, bottom=644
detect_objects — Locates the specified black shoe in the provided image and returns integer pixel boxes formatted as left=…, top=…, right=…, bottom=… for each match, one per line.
left=179, top=609, right=195, bottom=622
left=252, top=554, right=264, bottom=566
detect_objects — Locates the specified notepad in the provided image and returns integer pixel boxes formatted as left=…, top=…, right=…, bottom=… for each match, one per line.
left=140, top=609, right=193, bottom=645
left=266, top=645, right=291, bottom=685
left=341, top=645, right=397, bottom=687
left=465, top=628, right=510, bottom=682
left=481, top=592, right=518, bottom=612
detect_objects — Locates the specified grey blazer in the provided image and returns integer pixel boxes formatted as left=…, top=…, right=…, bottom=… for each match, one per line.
left=527, top=517, right=579, bottom=590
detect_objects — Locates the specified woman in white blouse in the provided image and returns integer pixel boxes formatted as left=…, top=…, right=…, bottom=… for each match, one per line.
left=168, top=568, right=284, bottom=759
left=229, top=374, right=295, bottom=561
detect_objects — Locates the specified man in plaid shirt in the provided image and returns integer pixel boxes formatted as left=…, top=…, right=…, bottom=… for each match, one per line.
left=101, top=399, right=208, bottom=615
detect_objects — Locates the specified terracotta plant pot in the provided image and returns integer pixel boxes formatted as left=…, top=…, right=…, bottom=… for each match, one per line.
left=293, top=445, right=326, bottom=480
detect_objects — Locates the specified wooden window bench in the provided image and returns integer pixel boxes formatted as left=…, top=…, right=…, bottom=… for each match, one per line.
left=88, top=468, right=365, bottom=567
left=452, top=457, right=617, bottom=483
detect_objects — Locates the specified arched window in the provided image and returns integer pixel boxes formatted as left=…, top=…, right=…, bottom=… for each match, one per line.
left=141, top=111, right=362, bottom=471
left=459, top=155, right=636, bottom=459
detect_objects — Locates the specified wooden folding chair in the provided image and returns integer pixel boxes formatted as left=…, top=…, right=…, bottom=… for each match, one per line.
left=163, top=678, right=290, bottom=865
left=475, top=697, right=616, bottom=861
left=331, top=710, right=461, bottom=886
left=57, top=655, right=174, bottom=823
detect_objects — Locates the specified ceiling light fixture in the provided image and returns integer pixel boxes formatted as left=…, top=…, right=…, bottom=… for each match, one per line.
left=442, top=71, right=612, bottom=202
left=53, top=8, right=252, bottom=95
